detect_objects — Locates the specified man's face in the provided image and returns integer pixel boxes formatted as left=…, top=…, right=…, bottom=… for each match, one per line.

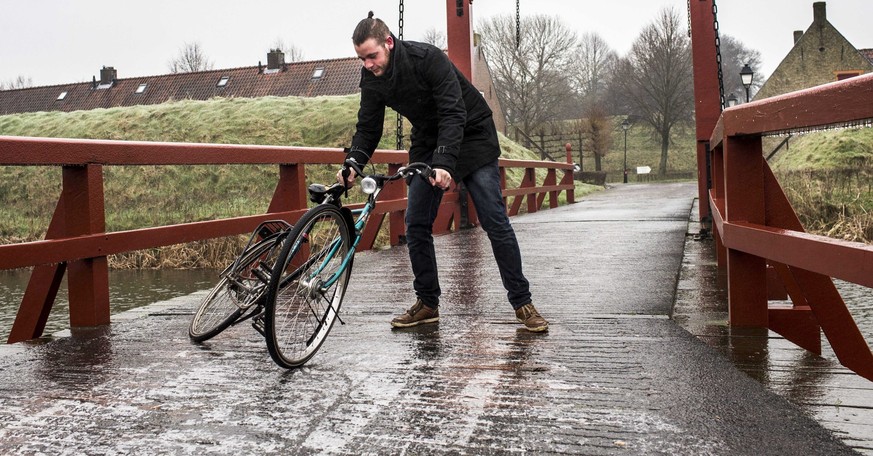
left=355, top=36, right=393, bottom=77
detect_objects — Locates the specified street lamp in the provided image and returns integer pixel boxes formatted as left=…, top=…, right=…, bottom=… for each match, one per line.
left=726, top=93, right=739, bottom=108
left=740, top=64, right=754, bottom=103
left=621, top=118, right=630, bottom=184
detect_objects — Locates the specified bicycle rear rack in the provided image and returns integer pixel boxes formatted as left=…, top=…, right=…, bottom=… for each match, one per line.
left=228, top=220, right=292, bottom=274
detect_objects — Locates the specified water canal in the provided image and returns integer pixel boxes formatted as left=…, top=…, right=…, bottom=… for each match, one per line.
left=0, top=268, right=215, bottom=341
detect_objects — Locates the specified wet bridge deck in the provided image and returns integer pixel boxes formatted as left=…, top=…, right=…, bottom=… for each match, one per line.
left=1, top=182, right=871, bottom=455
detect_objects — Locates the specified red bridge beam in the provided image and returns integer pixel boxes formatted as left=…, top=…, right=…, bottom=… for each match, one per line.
left=0, top=136, right=575, bottom=343
left=705, top=73, right=873, bottom=381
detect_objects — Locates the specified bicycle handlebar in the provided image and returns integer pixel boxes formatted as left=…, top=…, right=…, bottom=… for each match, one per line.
left=342, top=159, right=433, bottom=183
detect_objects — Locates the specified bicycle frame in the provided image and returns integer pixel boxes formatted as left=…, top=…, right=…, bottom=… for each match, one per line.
left=277, top=161, right=429, bottom=308
left=291, top=184, right=385, bottom=294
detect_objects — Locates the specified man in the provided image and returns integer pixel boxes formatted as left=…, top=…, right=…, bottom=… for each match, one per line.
left=338, top=12, right=548, bottom=332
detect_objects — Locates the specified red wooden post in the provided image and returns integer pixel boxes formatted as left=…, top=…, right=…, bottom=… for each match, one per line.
left=689, top=0, right=722, bottom=226
left=268, top=164, right=308, bottom=216
left=525, top=168, right=537, bottom=214
left=385, top=163, right=407, bottom=245
left=63, top=165, right=111, bottom=329
left=722, top=135, right=767, bottom=326
left=446, top=0, right=473, bottom=81
left=561, top=170, right=575, bottom=205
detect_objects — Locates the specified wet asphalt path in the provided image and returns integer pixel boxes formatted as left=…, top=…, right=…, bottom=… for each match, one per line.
left=0, top=182, right=857, bottom=455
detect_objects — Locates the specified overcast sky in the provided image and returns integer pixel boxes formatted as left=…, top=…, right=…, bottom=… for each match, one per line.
left=1, top=0, right=870, bottom=88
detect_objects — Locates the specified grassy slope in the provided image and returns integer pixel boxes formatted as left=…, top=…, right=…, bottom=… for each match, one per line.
left=769, top=128, right=873, bottom=170
left=767, top=128, right=873, bottom=242
left=0, top=95, right=598, bottom=255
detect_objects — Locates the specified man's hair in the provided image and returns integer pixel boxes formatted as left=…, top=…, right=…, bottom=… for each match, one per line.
left=352, top=11, right=391, bottom=46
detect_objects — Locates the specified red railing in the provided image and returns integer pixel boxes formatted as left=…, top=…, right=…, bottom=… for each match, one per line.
left=0, top=136, right=575, bottom=343
left=707, top=73, right=873, bottom=381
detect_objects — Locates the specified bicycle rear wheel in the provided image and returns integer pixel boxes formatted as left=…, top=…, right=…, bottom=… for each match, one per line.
left=265, top=205, right=352, bottom=368
left=189, top=234, right=285, bottom=342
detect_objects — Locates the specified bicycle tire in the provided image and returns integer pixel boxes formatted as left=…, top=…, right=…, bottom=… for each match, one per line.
left=264, top=205, right=352, bottom=368
left=189, top=234, right=285, bottom=342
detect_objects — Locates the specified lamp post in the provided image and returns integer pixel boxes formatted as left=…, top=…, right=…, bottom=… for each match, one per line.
left=726, top=93, right=739, bottom=108
left=740, top=64, right=754, bottom=103
left=621, top=118, right=630, bottom=184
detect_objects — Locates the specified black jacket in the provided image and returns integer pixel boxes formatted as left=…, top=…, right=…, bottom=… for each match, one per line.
left=347, top=36, right=498, bottom=179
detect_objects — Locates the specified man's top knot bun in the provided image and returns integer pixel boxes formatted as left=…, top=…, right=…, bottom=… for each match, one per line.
left=367, top=11, right=374, bottom=19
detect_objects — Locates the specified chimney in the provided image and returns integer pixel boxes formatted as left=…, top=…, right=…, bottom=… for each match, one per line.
left=267, top=49, right=285, bottom=70
left=813, top=2, right=826, bottom=23
left=793, top=30, right=804, bottom=44
left=100, top=66, right=117, bottom=85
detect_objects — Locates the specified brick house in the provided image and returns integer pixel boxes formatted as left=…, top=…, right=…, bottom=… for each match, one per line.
left=0, top=46, right=507, bottom=132
left=755, top=2, right=873, bottom=100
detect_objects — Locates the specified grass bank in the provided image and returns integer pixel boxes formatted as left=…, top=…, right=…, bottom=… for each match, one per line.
left=768, top=128, right=873, bottom=243
left=0, top=95, right=598, bottom=268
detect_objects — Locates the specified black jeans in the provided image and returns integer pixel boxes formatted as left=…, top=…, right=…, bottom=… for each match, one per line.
left=405, top=159, right=532, bottom=310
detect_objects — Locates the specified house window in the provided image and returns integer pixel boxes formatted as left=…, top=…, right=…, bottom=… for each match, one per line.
left=56, top=91, right=68, bottom=101
left=217, top=76, right=230, bottom=87
left=311, top=68, right=325, bottom=79
left=835, top=71, right=862, bottom=81
left=135, top=83, right=147, bottom=94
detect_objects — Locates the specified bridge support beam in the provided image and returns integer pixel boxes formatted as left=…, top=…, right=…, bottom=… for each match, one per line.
left=446, top=0, right=473, bottom=82
left=723, top=135, right=767, bottom=326
left=689, top=0, right=722, bottom=226
left=8, top=165, right=111, bottom=342
left=63, top=165, right=111, bottom=329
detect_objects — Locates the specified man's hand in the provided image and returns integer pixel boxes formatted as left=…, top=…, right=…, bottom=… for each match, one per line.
left=336, top=167, right=358, bottom=187
left=429, top=168, right=453, bottom=191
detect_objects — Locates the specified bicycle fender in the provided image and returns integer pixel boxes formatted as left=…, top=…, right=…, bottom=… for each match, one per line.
left=340, top=207, right=356, bottom=240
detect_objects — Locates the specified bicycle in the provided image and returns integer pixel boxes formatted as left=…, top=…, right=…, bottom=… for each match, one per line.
left=189, top=160, right=433, bottom=368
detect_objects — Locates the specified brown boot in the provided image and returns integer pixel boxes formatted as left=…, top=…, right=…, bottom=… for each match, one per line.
left=391, top=299, right=439, bottom=328
left=515, top=303, right=549, bottom=332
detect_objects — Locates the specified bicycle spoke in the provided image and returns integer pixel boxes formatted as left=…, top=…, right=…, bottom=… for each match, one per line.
left=189, top=234, right=284, bottom=342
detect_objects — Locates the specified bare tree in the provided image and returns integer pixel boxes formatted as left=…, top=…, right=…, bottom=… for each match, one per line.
left=718, top=34, right=763, bottom=102
left=479, top=14, right=578, bottom=136
left=420, top=28, right=446, bottom=49
left=585, top=103, right=615, bottom=171
left=272, top=39, right=305, bottom=63
left=614, top=7, right=693, bottom=175
left=168, top=42, right=215, bottom=73
left=572, top=32, right=617, bottom=106
left=1, top=75, right=34, bottom=90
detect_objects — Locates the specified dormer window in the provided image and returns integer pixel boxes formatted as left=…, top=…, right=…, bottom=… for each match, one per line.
left=56, top=91, right=68, bottom=101
left=135, top=83, right=147, bottom=94
left=217, top=76, right=230, bottom=87
left=312, top=67, right=325, bottom=79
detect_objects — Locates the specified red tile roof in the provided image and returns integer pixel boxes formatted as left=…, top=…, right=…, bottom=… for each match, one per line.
left=0, top=57, right=363, bottom=115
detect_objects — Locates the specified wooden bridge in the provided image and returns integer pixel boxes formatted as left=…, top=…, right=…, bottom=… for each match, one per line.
left=0, top=182, right=871, bottom=454
left=1, top=1, right=873, bottom=453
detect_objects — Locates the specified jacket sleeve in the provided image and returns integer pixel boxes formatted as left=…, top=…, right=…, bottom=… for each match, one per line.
left=348, top=86, right=386, bottom=166
left=423, top=51, right=466, bottom=176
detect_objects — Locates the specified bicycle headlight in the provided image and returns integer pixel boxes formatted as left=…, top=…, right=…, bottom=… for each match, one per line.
left=361, top=176, right=378, bottom=194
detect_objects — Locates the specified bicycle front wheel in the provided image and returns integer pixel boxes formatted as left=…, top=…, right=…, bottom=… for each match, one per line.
left=265, top=205, right=352, bottom=368
left=189, top=234, right=285, bottom=342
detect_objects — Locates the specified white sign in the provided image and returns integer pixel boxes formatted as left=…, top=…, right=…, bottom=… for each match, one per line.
left=636, top=166, right=652, bottom=174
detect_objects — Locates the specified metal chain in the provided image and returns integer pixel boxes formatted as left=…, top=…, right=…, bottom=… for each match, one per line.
left=712, top=0, right=726, bottom=111
left=516, top=0, right=521, bottom=49
left=687, top=0, right=692, bottom=37
left=396, top=0, right=404, bottom=150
